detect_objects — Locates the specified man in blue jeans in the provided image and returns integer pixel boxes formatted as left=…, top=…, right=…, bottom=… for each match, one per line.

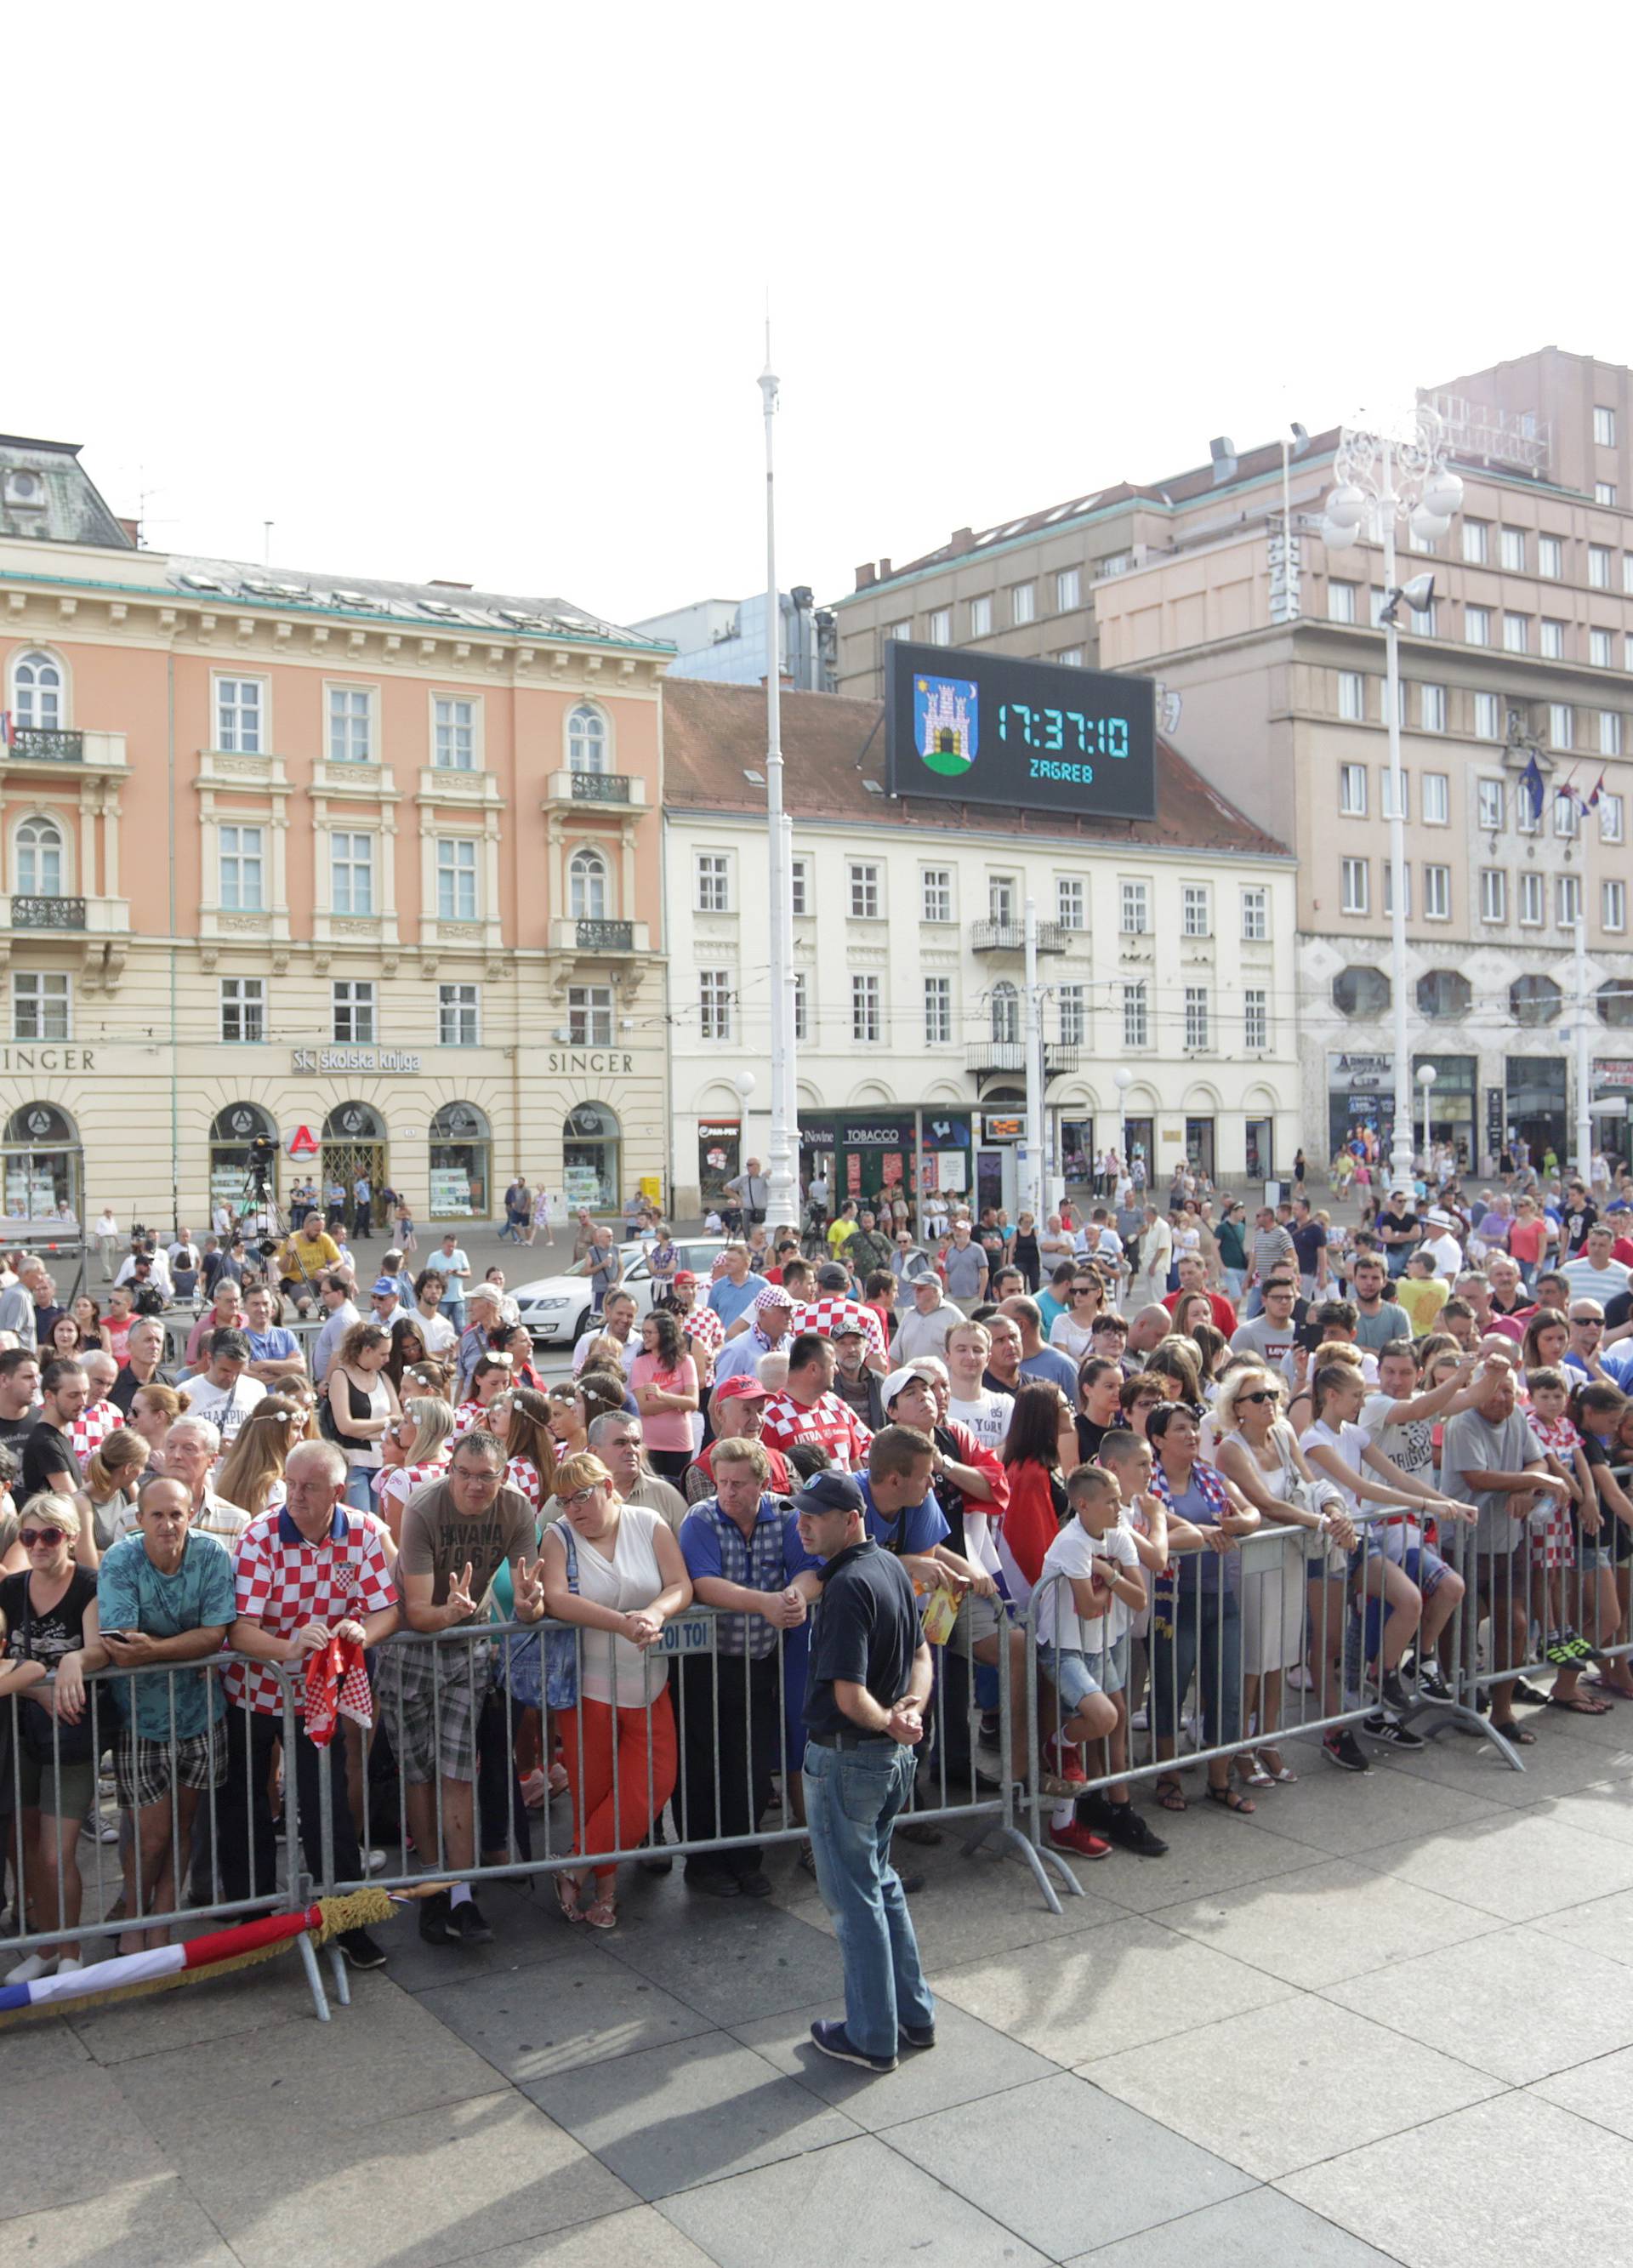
left=795, top=1470, right=936, bottom=2074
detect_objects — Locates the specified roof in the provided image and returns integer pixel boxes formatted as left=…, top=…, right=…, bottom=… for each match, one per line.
left=662, top=678, right=1289, bottom=858
left=0, top=435, right=133, bottom=550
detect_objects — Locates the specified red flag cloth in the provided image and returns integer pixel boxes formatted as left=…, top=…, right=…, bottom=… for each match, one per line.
left=304, top=1633, right=373, bottom=1745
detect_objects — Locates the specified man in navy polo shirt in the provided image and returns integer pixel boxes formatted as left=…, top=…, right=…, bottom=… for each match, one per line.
left=797, top=1469, right=935, bottom=2075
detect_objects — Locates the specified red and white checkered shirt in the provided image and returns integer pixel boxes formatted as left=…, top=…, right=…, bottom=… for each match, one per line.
left=375, top=1450, right=452, bottom=1524
left=680, top=1306, right=725, bottom=1362
left=223, top=1506, right=397, bottom=1720
left=759, top=1388, right=873, bottom=1473
left=506, top=1453, right=543, bottom=1511
left=66, top=1398, right=122, bottom=1465
left=791, top=1297, right=888, bottom=1370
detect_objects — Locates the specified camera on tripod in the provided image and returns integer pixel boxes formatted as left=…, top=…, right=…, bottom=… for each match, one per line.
left=246, top=1133, right=278, bottom=1191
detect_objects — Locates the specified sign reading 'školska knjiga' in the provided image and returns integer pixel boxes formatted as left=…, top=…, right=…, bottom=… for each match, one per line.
left=885, top=641, right=1157, bottom=821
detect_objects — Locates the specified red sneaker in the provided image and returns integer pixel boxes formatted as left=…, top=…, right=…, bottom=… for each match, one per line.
left=1047, top=1820, right=1111, bottom=1861
left=1044, top=1735, right=1086, bottom=1786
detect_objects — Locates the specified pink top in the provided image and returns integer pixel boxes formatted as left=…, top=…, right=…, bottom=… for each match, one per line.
left=628, top=1352, right=699, bottom=1452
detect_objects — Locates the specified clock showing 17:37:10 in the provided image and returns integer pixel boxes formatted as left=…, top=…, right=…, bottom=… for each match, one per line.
left=997, top=701, right=1132, bottom=757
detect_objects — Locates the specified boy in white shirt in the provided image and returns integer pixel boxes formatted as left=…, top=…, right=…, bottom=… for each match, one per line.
left=1035, top=1461, right=1149, bottom=1861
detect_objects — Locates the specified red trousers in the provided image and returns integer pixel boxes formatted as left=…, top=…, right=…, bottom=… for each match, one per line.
left=559, top=1686, right=676, bottom=1885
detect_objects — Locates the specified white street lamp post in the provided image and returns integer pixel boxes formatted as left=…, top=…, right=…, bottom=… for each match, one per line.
left=1416, top=1061, right=1437, bottom=1172
left=759, top=340, right=798, bottom=1231
left=1323, top=407, right=1463, bottom=1194
left=1112, top=1065, right=1133, bottom=1191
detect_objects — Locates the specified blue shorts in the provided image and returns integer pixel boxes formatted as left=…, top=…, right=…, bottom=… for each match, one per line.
left=1578, top=1539, right=1615, bottom=1573
left=1038, top=1636, right=1126, bottom=1709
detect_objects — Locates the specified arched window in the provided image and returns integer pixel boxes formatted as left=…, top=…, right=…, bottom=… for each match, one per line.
left=15, top=816, right=64, bottom=896
left=10, top=651, right=63, bottom=731
left=3, top=1101, right=80, bottom=1223
left=429, top=1102, right=491, bottom=1220
left=990, top=981, right=1020, bottom=1045
left=569, top=846, right=609, bottom=919
left=567, top=703, right=609, bottom=774
left=209, top=1103, right=278, bottom=1216
left=563, top=1101, right=620, bottom=1211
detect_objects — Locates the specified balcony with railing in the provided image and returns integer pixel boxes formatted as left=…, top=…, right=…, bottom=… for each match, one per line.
left=3, top=728, right=128, bottom=772
left=544, top=769, right=648, bottom=812
left=548, top=917, right=649, bottom=954
left=964, top=1040, right=1080, bottom=1084
left=970, top=918, right=1068, bottom=954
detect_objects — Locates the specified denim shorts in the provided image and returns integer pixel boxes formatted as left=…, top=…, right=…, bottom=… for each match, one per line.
left=1348, top=1525, right=1448, bottom=1598
left=1578, top=1538, right=1615, bottom=1573
left=1038, top=1637, right=1126, bottom=1708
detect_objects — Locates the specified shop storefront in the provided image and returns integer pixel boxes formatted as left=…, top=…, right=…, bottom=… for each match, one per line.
left=321, top=1102, right=389, bottom=1232
left=1327, top=1051, right=1393, bottom=1162
left=210, top=1103, right=278, bottom=1221
left=429, top=1101, right=490, bottom=1221
left=1505, top=1057, right=1568, bottom=1173
left=697, top=1119, right=741, bottom=1208
left=563, top=1101, right=620, bottom=1211
left=1592, top=1060, right=1633, bottom=1170
left=3, top=1101, right=81, bottom=1234
left=797, top=1108, right=976, bottom=1228
left=1414, top=1053, right=1476, bottom=1168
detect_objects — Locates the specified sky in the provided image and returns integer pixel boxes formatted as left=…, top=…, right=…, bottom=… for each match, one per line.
left=17, top=3, right=1633, bottom=628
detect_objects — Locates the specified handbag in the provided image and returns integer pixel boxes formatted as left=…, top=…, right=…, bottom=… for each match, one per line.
left=504, top=1528, right=580, bottom=1710
left=18, top=1582, right=97, bottom=1768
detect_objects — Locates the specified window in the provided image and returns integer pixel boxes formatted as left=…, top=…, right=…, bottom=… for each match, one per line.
left=969, top=595, right=992, bottom=637
left=1241, top=886, right=1268, bottom=941
left=1592, top=629, right=1614, bottom=667
left=920, top=867, right=952, bottom=923
left=436, top=838, right=478, bottom=920
left=1557, top=874, right=1584, bottom=927
left=1122, top=981, right=1148, bottom=1049
left=1181, top=883, right=1212, bottom=937
left=1333, top=966, right=1391, bottom=1017
left=1340, top=761, right=1368, bottom=814
left=1055, top=567, right=1080, bottom=613
left=1055, top=647, right=1084, bottom=668
left=1055, top=876, right=1085, bottom=930
left=13, top=971, right=69, bottom=1041
left=15, top=814, right=65, bottom=898
left=1598, top=979, right=1633, bottom=1027
left=1462, top=521, right=1488, bottom=564
left=1519, top=872, right=1545, bottom=926
left=1465, top=606, right=1492, bottom=647
left=219, top=977, right=265, bottom=1044
left=1590, top=545, right=1613, bottom=590
left=1478, top=778, right=1505, bottom=832
left=1058, top=983, right=1086, bottom=1046
left=1420, top=684, right=1447, bottom=732
left=1604, top=879, right=1627, bottom=932
left=566, top=984, right=611, bottom=1046
left=988, top=874, right=1016, bottom=926
left=1518, top=780, right=1539, bottom=835
left=218, top=823, right=264, bottom=911
left=1474, top=691, right=1501, bottom=740
left=789, top=858, right=809, bottom=916
left=885, top=620, right=911, bottom=645
left=10, top=651, right=62, bottom=729
left=1380, top=767, right=1408, bottom=822
left=215, top=678, right=263, bottom=753
left=1337, top=671, right=1364, bottom=721
left=851, top=972, right=881, bottom=1042
left=1598, top=483, right=1619, bottom=507
left=698, top=971, right=733, bottom=1041
left=1539, top=535, right=1563, bottom=579
left=331, top=832, right=374, bottom=915
left=1624, top=556, right=1633, bottom=596
left=332, top=980, right=375, bottom=1042
left=1383, top=860, right=1411, bottom=917
left=1596, top=406, right=1618, bottom=447
left=1120, top=879, right=1149, bottom=934
left=848, top=861, right=880, bottom=919
left=1602, top=791, right=1625, bottom=841
left=1502, top=611, right=1529, bottom=654
left=1424, top=863, right=1451, bottom=920
left=567, top=704, right=607, bottom=772
left=1550, top=702, right=1574, bottom=749
left=1423, top=772, right=1449, bottom=825
left=568, top=846, right=608, bottom=920
left=1010, top=583, right=1035, bottom=626
left=1499, top=527, right=1526, bottom=571
left=1511, top=973, right=1562, bottom=1025
left=793, top=971, right=809, bottom=1042
left=1417, top=969, right=1471, bottom=1018
left=1243, top=988, right=1268, bottom=1050
left=924, top=976, right=952, bottom=1046
left=1341, top=858, right=1369, bottom=915
left=986, top=983, right=1017, bottom=1045
left=1328, top=580, right=1357, bottom=624
left=434, top=697, right=475, bottom=771
left=1480, top=869, right=1507, bottom=923
left=1555, top=788, right=1579, bottom=838
left=1540, top=618, right=1566, bottom=660
left=439, top=983, right=481, bottom=1045
left=327, top=686, right=372, bottom=763
left=695, top=852, right=731, bottom=913
left=928, top=607, right=952, bottom=646
left=1184, top=986, right=1210, bottom=1050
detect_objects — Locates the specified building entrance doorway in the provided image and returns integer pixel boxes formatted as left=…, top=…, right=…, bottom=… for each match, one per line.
left=321, top=1103, right=388, bottom=1233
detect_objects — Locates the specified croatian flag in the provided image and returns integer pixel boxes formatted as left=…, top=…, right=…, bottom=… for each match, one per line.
left=0, top=711, right=14, bottom=750
left=0, top=1906, right=323, bottom=2018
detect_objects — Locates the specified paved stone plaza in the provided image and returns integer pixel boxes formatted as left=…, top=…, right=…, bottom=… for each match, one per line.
left=6, top=1702, right=1633, bottom=2268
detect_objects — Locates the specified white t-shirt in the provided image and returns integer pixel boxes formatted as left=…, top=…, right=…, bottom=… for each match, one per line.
left=1423, top=1230, right=1463, bottom=1282
left=1049, top=1314, right=1097, bottom=1363
left=566, top=1502, right=672, bottom=1707
left=1298, top=1416, right=1369, bottom=1522
left=414, top=1309, right=458, bottom=1355
left=947, top=1387, right=1012, bottom=1455
left=185, top=1371, right=267, bottom=1447
left=1035, top=1515, right=1141, bottom=1654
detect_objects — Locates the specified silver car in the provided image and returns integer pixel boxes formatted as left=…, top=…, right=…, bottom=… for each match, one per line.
left=510, top=1238, right=727, bottom=1347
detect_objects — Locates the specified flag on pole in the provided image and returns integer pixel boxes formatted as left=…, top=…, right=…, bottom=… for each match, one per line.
left=1520, top=753, right=1546, bottom=823
left=1587, top=770, right=1607, bottom=812
left=0, top=711, right=14, bottom=750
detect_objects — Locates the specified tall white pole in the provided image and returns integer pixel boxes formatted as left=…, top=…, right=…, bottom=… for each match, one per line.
left=1380, top=438, right=1414, bottom=1193
left=1023, top=898, right=1045, bottom=1222
left=1575, top=911, right=1593, bottom=1182
left=759, top=336, right=798, bottom=1230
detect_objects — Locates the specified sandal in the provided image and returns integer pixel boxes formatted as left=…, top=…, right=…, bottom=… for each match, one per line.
left=580, top=1896, right=618, bottom=1931
left=1235, top=1752, right=1272, bottom=1789
left=1154, top=1775, right=1187, bottom=1812
left=1545, top=1693, right=1613, bottom=1715
left=554, top=1871, right=583, bottom=1923
left=1205, top=1784, right=1256, bottom=1815
left=1255, top=1749, right=1299, bottom=1785
left=1488, top=1719, right=1538, bottom=1745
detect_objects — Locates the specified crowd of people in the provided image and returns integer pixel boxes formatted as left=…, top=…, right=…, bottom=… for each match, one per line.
left=3, top=1159, right=1630, bottom=2009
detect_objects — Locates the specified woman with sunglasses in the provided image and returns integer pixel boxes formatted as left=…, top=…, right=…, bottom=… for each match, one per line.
left=1145, top=1404, right=1260, bottom=1814
left=1213, top=1367, right=1355, bottom=1788
left=1, top=1494, right=105, bottom=1980
left=1048, top=1269, right=1106, bottom=1364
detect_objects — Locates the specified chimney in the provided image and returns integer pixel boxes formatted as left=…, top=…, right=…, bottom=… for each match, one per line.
left=855, top=563, right=877, bottom=590
left=948, top=526, right=976, bottom=555
left=879, top=557, right=893, bottom=578
left=117, top=516, right=142, bottom=546
left=1209, top=436, right=1238, bottom=486
left=428, top=578, right=473, bottom=590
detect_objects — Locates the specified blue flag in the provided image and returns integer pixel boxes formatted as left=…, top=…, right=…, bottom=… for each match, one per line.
left=1520, top=753, right=1546, bottom=823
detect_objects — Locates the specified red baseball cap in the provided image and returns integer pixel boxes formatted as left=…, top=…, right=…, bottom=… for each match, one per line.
left=673, top=1270, right=697, bottom=1287
left=713, top=1376, right=770, bottom=1402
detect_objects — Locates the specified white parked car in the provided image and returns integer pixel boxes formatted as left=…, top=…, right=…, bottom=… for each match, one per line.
left=511, top=1237, right=727, bottom=1348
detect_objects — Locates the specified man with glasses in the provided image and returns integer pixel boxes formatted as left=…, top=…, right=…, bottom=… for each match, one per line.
left=1564, top=1303, right=1633, bottom=1387
left=388, top=1431, right=547, bottom=1948
left=1160, top=1252, right=1238, bottom=1336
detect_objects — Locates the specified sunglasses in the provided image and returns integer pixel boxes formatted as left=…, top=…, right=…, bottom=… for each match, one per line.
left=1071, top=1286, right=1098, bottom=1298
left=20, top=1526, right=67, bottom=1547
left=1238, top=1389, right=1277, bottom=1406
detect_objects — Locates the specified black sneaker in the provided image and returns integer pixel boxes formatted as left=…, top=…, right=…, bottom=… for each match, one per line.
left=1100, top=1802, right=1169, bottom=1857
left=898, top=2022, right=936, bottom=2051
left=446, top=1897, right=494, bottom=1946
left=418, top=1889, right=454, bottom=1943
left=733, top=1869, right=773, bottom=1899
left=686, top=1865, right=741, bottom=1898
left=810, top=2019, right=896, bottom=2073
left=1415, top=1667, right=1454, bottom=1703
left=1379, top=1669, right=1413, bottom=1714
left=1363, top=1710, right=1425, bottom=1752
left=1323, top=1729, right=1371, bottom=1774
left=337, top=1927, right=388, bottom=1970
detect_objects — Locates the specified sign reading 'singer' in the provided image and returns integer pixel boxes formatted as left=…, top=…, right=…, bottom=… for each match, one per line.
left=885, top=641, right=1156, bottom=821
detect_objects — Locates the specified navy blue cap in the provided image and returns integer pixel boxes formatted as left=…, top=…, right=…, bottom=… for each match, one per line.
left=792, top=1471, right=866, bottom=1519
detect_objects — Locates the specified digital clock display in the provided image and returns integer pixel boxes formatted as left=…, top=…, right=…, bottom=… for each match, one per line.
left=885, top=641, right=1156, bottom=820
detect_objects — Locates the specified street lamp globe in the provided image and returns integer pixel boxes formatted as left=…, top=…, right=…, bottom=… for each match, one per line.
left=1321, top=516, right=1361, bottom=552
left=1421, top=465, right=1465, bottom=520
left=1325, top=482, right=1368, bottom=529
left=1112, top=1067, right=1133, bottom=1097
left=1416, top=1063, right=1438, bottom=1091
left=733, top=1071, right=756, bottom=1103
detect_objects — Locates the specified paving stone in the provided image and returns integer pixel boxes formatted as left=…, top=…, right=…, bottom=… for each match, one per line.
left=0, top=2060, right=170, bottom=2220
left=732, top=1995, right=1056, bottom=2128
left=0, top=2174, right=238, bottom=2267
left=416, top=1955, right=717, bottom=2083
left=1061, top=2184, right=1402, bottom=2265
left=1355, top=1806, right=1633, bottom=1922
left=1153, top=1856, right=1503, bottom=1988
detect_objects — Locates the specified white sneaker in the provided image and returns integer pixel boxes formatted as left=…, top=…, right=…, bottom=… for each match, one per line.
left=55, top=1957, right=83, bottom=1975
left=5, top=1952, right=58, bottom=1985
left=364, top=1849, right=388, bottom=1875
left=97, top=1821, right=122, bottom=1845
